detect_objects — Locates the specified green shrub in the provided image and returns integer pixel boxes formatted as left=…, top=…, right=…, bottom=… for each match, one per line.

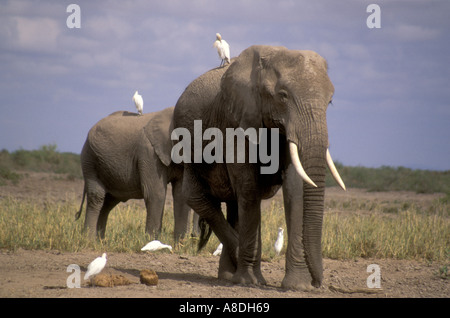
left=326, top=163, right=450, bottom=194
left=0, top=145, right=82, bottom=180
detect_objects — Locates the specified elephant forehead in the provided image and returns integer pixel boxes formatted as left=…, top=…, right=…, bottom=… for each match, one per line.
left=298, top=50, right=325, bottom=61
left=271, top=50, right=328, bottom=81
left=299, top=50, right=328, bottom=71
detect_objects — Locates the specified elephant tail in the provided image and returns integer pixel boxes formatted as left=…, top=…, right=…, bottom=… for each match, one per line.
left=197, top=217, right=213, bottom=251
left=74, top=186, right=86, bottom=221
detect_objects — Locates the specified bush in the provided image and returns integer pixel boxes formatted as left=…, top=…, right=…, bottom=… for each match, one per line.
left=0, top=144, right=82, bottom=180
left=326, top=163, right=450, bottom=194
left=0, top=165, right=21, bottom=185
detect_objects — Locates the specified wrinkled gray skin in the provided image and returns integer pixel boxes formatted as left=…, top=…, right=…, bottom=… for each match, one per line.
left=173, top=45, right=337, bottom=290
left=75, top=107, right=198, bottom=241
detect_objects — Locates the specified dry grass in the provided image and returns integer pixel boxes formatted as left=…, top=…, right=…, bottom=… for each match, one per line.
left=0, top=193, right=448, bottom=262
left=323, top=210, right=448, bottom=260
left=1, top=147, right=448, bottom=261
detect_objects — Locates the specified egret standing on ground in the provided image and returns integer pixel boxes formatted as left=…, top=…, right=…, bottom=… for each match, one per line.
left=213, top=243, right=223, bottom=256
left=141, top=240, right=173, bottom=253
left=132, top=91, right=143, bottom=116
left=213, top=33, right=230, bottom=67
left=274, top=227, right=284, bottom=256
left=84, top=253, right=107, bottom=281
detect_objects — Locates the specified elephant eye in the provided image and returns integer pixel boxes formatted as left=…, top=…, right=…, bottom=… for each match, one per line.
left=278, top=90, right=288, bottom=100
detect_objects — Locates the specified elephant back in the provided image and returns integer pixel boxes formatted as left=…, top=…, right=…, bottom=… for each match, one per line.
left=88, top=111, right=153, bottom=160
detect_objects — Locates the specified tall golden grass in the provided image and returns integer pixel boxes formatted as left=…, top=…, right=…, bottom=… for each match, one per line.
left=0, top=195, right=448, bottom=261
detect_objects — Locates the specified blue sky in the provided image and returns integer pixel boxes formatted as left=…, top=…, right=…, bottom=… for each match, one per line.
left=0, top=0, right=449, bottom=170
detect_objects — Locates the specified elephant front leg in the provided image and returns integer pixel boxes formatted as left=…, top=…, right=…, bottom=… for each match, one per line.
left=141, top=165, right=168, bottom=239
left=218, top=201, right=239, bottom=280
left=218, top=244, right=237, bottom=281
left=144, top=191, right=166, bottom=239
left=281, top=165, right=314, bottom=291
left=232, top=195, right=266, bottom=286
left=172, top=180, right=192, bottom=241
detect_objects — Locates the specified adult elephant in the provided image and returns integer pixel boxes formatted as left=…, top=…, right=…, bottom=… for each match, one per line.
left=173, top=45, right=346, bottom=290
left=75, top=107, right=198, bottom=241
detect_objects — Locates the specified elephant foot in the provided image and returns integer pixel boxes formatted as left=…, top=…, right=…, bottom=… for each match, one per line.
left=218, top=269, right=235, bottom=281
left=217, top=244, right=238, bottom=282
left=232, top=266, right=267, bottom=286
left=217, top=252, right=236, bottom=282
left=281, top=270, right=315, bottom=291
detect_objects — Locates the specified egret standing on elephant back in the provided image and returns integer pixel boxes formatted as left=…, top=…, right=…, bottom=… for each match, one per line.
left=213, top=33, right=230, bottom=67
left=133, top=91, right=143, bottom=116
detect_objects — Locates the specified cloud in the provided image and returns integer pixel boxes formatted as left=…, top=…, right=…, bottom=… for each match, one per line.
left=84, top=14, right=133, bottom=41
left=389, top=24, right=440, bottom=42
left=0, top=16, right=62, bottom=53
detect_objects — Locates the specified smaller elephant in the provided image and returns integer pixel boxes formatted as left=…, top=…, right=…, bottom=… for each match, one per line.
left=75, top=106, right=198, bottom=241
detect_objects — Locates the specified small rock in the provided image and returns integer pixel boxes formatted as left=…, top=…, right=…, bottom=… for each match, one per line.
left=140, top=269, right=158, bottom=286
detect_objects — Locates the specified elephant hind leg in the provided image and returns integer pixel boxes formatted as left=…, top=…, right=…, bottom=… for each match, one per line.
left=84, top=179, right=106, bottom=239
left=97, top=194, right=120, bottom=239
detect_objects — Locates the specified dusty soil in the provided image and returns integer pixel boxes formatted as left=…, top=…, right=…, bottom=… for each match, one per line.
left=0, top=249, right=448, bottom=299
left=0, top=172, right=448, bottom=298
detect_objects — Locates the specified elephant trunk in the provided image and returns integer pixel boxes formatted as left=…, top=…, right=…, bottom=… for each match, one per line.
left=301, top=160, right=326, bottom=287
left=288, top=113, right=328, bottom=287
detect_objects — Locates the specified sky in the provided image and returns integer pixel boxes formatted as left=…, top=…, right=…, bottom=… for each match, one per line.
left=0, top=0, right=449, bottom=171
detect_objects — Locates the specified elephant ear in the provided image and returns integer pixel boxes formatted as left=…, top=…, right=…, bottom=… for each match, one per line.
left=221, top=45, right=286, bottom=130
left=143, top=106, right=174, bottom=167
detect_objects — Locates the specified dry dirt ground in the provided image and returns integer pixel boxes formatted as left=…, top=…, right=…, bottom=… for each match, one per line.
left=0, top=172, right=448, bottom=299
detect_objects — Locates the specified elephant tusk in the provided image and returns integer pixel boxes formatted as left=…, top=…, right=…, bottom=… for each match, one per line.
left=326, top=149, right=346, bottom=191
left=289, top=142, right=318, bottom=188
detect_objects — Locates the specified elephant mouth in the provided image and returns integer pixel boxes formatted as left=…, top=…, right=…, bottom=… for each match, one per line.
left=288, top=140, right=346, bottom=191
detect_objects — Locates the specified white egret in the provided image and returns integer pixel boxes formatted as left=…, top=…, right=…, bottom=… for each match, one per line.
left=274, top=227, right=284, bottom=256
left=84, top=253, right=107, bottom=281
left=132, top=91, right=143, bottom=116
left=213, top=243, right=223, bottom=256
left=141, top=240, right=173, bottom=253
left=213, top=33, right=230, bottom=67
